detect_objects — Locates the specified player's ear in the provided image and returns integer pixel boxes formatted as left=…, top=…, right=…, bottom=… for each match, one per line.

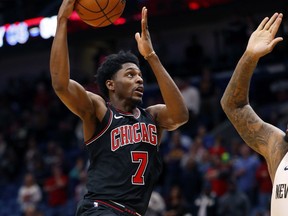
left=106, top=80, right=115, bottom=91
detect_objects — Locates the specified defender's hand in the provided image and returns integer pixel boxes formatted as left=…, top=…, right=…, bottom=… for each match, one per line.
left=246, top=13, right=283, bottom=59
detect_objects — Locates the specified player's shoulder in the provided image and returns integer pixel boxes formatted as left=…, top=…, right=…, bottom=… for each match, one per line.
left=87, top=91, right=106, bottom=103
left=264, top=124, right=288, bottom=175
left=145, top=104, right=165, bottom=117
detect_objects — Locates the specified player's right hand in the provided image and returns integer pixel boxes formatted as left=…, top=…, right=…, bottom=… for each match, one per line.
left=246, top=13, right=283, bottom=59
left=58, top=0, right=76, bottom=20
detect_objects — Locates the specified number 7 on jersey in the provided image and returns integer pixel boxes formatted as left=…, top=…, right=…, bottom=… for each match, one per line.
left=131, top=151, right=148, bottom=185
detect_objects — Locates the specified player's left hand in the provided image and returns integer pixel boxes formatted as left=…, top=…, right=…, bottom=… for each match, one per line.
left=135, top=7, right=155, bottom=59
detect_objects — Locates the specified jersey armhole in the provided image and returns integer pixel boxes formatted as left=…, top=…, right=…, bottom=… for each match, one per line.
left=85, top=108, right=113, bottom=145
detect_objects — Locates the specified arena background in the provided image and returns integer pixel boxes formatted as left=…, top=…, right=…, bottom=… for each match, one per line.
left=0, top=0, right=287, bottom=215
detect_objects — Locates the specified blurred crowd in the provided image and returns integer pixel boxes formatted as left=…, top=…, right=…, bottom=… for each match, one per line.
left=0, top=3, right=288, bottom=216
left=0, top=55, right=287, bottom=216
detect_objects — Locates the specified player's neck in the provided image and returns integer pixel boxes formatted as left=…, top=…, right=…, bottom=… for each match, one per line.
left=109, top=101, right=138, bottom=114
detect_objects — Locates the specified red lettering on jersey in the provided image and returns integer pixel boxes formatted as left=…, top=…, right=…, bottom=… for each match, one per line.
left=148, top=124, right=157, bottom=145
left=111, top=123, right=158, bottom=151
left=128, top=125, right=133, bottom=144
left=140, top=123, right=149, bottom=143
left=133, top=123, right=141, bottom=143
left=120, top=125, right=130, bottom=146
left=111, top=128, right=120, bottom=151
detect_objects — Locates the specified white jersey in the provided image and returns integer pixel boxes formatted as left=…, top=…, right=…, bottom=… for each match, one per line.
left=271, top=152, right=288, bottom=216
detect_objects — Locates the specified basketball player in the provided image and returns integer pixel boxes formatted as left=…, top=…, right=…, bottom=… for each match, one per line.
left=50, top=0, right=189, bottom=215
left=220, top=13, right=286, bottom=215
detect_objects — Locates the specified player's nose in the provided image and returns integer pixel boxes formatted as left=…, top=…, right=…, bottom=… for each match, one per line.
left=136, top=75, right=143, bottom=84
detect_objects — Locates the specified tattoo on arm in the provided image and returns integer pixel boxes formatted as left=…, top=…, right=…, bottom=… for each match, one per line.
left=230, top=106, right=271, bottom=153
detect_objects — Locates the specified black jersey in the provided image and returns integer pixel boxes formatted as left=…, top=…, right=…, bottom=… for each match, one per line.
left=84, top=104, right=163, bottom=215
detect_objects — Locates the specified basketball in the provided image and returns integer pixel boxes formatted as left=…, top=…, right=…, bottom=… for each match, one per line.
left=75, top=0, right=126, bottom=27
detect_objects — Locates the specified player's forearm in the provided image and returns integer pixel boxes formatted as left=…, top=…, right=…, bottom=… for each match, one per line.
left=147, top=54, right=188, bottom=124
left=50, top=18, right=70, bottom=92
left=221, top=51, right=259, bottom=112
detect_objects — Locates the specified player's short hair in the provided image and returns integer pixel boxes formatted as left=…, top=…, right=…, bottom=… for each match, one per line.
left=95, top=50, right=140, bottom=99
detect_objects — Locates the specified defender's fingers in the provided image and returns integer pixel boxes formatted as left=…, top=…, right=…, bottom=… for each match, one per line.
left=257, top=17, right=270, bottom=31
left=270, top=13, right=283, bottom=35
left=264, top=13, right=279, bottom=30
left=270, top=37, right=283, bottom=49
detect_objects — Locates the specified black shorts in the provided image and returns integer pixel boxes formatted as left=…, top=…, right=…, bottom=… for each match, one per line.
left=76, top=199, right=142, bottom=216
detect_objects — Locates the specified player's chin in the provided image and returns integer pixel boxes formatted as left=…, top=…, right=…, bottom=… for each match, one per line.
left=132, top=97, right=143, bottom=106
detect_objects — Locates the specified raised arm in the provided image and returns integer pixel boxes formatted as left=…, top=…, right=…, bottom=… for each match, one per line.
left=50, top=0, right=105, bottom=120
left=135, top=7, right=189, bottom=131
left=220, top=13, right=284, bottom=159
left=50, top=0, right=107, bottom=140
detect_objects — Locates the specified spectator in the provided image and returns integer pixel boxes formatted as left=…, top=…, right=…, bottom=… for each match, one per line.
left=254, top=156, right=272, bottom=215
left=164, top=185, right=190, bottom=216
left=42, top=141, right=64, bottom=169
left=208, top=136, right=226, bottom=157
left=195, top=124, right=215, bottom=149
left=193, top=183, right=218, bottom=216
left=232, top=144, right=260, bottom=205
left=24, top=136, right=41, bottom=173
left=188, top=134, right=213, bottom=179
left=181, top=156, right=203, bottom=210
left=145, top=190, right=166, bottom=216
left=18, top=173, right=42, bottom=216
left=74, top=171, right=88, bottom=203
left=163, top=130, right=189, bottom=195
left=204, top=154, right=230, bottom=197
left=175, top=77, right=200, bottom=135
left=43, top=166, right=68, bottom=216
left=218, top=178, right=250, bottom=216
left=198, top=67, right=220, bottom=129
left=69, top=157, right=86, bottom=194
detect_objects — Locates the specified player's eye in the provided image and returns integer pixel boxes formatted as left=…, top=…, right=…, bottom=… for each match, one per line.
left=127, top=73, right=133, bottom=78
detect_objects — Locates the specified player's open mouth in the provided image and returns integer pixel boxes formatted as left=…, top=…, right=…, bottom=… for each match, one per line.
left=135, top=86, right=144, bottom=95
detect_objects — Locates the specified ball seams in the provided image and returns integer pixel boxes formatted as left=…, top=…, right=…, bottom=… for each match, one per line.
left=75, top=0, right=125, bottom=27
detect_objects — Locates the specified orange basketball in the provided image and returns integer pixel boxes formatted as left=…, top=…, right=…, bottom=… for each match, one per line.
left=74, top=0, right=126, bottom=27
